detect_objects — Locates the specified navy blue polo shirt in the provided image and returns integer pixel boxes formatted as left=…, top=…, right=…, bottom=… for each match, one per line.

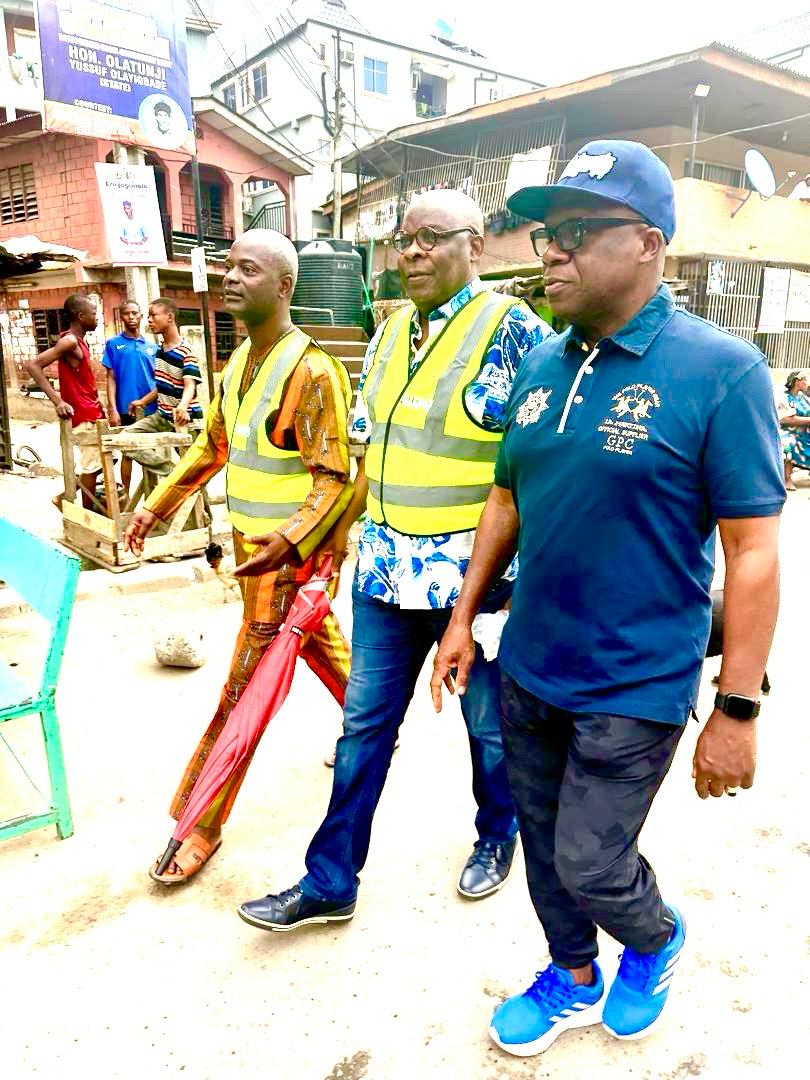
left=495, top=284, right=785, bottom=725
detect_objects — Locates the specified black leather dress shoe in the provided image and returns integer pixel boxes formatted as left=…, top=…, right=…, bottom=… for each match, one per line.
left=238, top=885, right=356, bottom=932
left=457, top=838, right=517, bottom=900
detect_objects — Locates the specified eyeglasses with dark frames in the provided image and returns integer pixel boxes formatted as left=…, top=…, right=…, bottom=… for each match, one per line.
left=393, top=226, right=482, bottom=253
left=530, top=217, right=648, bottom=257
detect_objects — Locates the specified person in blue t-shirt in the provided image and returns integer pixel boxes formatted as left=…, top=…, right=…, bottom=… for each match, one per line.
left=432, top=141, right=784, bottom=1058
left=102, top=300, right=158, bottom=494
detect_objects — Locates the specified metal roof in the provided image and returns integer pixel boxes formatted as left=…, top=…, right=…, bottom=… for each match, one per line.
left=725, top=13, right=810, bottom=65
left=345, top=43, right=810, bottom=175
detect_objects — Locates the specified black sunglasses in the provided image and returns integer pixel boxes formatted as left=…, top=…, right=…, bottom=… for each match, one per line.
left=530, top=217, right=647, bottom=256
left=393, top=226, right=482, bottom=253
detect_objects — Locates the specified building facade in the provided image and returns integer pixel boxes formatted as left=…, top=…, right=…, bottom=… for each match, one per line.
left=212, top=0, right=540, bottom=237
left=0, top=1, right=307, bottom=397
left=337, top=44, right=810, bottom=376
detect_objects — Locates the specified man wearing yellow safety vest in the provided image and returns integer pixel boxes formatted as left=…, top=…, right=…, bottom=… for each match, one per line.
left=238, top=190, right=554, bottom=933
left=124, top=230, right=356, bottom=885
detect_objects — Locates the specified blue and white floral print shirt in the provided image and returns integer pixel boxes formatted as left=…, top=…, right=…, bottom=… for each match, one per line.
left=351, top=278, right=553, bottom=608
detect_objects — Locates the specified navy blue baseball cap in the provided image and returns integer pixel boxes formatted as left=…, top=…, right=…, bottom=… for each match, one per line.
left=507, top=139, right=676, bottom=243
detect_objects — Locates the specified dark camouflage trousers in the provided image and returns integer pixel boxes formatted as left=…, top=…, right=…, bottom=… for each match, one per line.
left=500, top=672, right=683, bottom=969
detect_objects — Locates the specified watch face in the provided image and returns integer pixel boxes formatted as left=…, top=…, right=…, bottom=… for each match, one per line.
left=724, top=694, right=757, bottom=720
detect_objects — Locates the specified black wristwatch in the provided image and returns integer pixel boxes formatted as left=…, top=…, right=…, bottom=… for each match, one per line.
left=714, top=692, right=760, bottom=720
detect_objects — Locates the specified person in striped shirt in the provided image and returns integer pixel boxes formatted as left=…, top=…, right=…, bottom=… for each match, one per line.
left=123, top=297, right=203, bottom=476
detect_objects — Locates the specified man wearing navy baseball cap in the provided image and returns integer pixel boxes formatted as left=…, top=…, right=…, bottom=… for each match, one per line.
left=433, top=140, right=784, bottom=1056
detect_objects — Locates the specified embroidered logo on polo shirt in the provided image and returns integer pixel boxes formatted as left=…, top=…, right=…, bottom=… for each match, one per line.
left=516, top=387, right=552, bottom=427
left=598, top=383, right=661, bottom=455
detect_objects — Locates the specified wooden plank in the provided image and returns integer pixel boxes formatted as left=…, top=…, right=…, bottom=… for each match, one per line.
left=166, top=494, right=201, bottom=536
left=62, top=520, right=139, bottom=572
left=59, top=420, right=77, bottom=500
left=124, top=478, right=144, bottom=515
left=101, top=432, right=192, bottom=452
left=62, top=519, right=116, bottom=562
left=299, top=325, right=367, bottom=342
left=71, top=429, right=98, bottom=447
left=315, top=341, right=367, bottom=358
left=142, top=528, right=208, bottom=559
left=62, top=498, right=119, bottom=541
left=97, top=420, right=123, bottom=537
left=144, top=529, right=210, bottom=561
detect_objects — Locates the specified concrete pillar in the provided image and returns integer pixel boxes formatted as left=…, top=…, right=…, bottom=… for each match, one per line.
left=112, top=144, right=159, bottom=312
left=181, top=324, right=210, bottom=412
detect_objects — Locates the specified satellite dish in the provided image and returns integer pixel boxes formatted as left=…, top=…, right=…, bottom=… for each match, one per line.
left=744, top=149, right=777, bottom=198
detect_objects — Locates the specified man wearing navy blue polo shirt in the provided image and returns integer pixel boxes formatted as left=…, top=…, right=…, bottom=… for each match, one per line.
left=432, top=140, right=784, bottom=1057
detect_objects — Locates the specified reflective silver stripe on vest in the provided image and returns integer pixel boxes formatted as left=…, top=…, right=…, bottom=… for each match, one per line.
left=367, top=478, right=492, bottom=507
left=226, top=495, right=304, bottom=521
left=225, top=330, right=310, bottom=474
left=364, top=304, right=413, bottom=413
left=368, top=292, right=512, bottom=461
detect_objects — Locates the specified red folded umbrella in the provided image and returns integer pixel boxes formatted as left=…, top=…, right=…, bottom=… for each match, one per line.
left=154, top=557, right=337, bottom=876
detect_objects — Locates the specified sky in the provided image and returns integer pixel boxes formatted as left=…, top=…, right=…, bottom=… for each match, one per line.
left=223, top=0, right=810, bottom=86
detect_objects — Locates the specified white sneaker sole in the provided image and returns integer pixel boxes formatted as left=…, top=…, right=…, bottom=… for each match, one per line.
left=602, top=1007, right=665, bottom=1041
left=237, top=908, right=355, bottom=932
left=457, top=875, right=509, bottom=901
left=489, top=995, right=605, bottom=1057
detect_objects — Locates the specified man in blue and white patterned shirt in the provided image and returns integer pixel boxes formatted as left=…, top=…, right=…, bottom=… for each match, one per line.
left=239, top=188, right=553, bottom=934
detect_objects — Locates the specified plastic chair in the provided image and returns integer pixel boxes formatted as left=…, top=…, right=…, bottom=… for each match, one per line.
left=0, top=517, right=80, bottom=841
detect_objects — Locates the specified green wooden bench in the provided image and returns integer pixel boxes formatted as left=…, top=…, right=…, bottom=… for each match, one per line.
left=0, top=517, right=80, bottom=841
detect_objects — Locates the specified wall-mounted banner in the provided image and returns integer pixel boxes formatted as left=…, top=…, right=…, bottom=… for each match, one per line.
left=35, top=0, right=195, bottom=153
left=95, top=163, right=167, bottom=266
left=756, top=266, right=791, bottom=335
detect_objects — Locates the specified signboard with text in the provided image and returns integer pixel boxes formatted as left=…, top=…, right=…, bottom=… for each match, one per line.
left=35, top=0, right=195, bottom=154
left=95, top=163, right=167, bottom=266
left=786, top=269, right=810, bottom=324
left=756, top=267, right=791, bottom=335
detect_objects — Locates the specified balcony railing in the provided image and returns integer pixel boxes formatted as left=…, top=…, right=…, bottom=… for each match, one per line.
left=246, top=203, right=287, bottom=233
left=159, top=215, right=231, bottom=264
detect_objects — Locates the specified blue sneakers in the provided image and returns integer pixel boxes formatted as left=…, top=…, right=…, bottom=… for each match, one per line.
left=489, top=962, right=605, bottom=1056
left=602, top=906, right=686, bottom=1040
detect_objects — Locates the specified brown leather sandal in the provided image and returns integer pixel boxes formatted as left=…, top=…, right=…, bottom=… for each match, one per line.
left=148, top=833, right=222, bottom=885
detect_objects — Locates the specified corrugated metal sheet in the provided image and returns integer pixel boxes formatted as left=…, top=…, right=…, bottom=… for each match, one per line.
left=355, top=115, right=566, bottom=239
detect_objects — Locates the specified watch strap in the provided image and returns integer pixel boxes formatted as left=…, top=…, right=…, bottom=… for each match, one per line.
left=714, top=691, right=760, bottom=720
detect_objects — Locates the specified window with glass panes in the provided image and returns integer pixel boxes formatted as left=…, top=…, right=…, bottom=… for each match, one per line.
left=252, top=64, right=268, bottom=101
left=363, top=57, right=387, bottom=94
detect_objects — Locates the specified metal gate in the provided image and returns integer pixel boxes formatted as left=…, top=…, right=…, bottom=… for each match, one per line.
left=678, top=256, right=810, bottom=368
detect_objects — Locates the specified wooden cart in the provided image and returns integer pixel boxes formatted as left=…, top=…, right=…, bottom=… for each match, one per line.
left=59, top=419, right=210, bottom=572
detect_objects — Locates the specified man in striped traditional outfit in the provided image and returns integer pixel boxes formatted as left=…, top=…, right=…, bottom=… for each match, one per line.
left=125, top=230, right=357, bottom=884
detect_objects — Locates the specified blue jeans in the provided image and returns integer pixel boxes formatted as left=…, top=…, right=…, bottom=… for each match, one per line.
left=300, top=577, right=518, bottom=902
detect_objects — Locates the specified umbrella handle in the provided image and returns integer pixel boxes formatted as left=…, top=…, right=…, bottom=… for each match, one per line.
left=314, top=553, right=334, bottom=581
left=154, top=838, right=182, bottom=877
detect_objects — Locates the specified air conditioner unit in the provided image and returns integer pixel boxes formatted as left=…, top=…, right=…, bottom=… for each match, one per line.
left=340, top=46, right=354, bottom=65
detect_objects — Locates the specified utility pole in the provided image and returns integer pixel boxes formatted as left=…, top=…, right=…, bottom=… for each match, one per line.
left=190, top=154, right=216, bottom=402
left=332, top=28, right=343, bottom=239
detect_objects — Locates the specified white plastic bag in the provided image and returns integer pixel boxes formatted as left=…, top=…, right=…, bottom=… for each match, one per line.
left=471, top=609, right=510, bottom=662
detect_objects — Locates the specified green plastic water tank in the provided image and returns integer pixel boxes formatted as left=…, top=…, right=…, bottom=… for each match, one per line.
left=292, top=240, right=365, bottom=326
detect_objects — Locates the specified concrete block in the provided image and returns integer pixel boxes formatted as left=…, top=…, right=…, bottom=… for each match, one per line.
left=153, top=626, right=207, bottom=668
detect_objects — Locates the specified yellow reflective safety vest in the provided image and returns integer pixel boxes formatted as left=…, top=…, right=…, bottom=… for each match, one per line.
left=220, top=328, right=350, bottom=536
left=364, top=289, right=525, bottom=536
